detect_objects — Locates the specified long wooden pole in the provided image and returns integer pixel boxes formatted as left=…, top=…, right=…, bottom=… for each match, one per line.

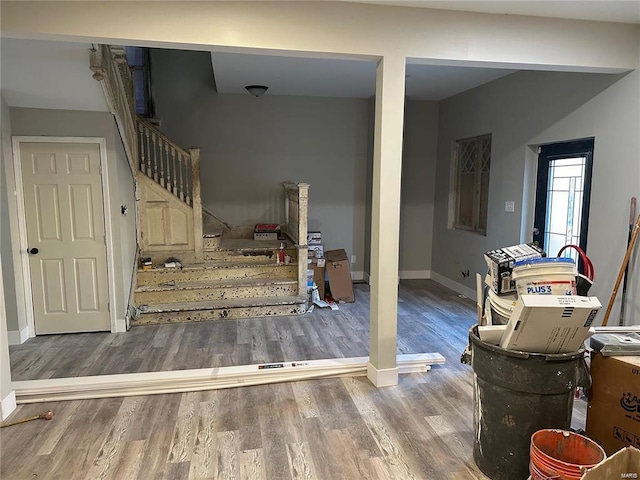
left=619, top=197, right=636, bottom=325
left=602, top=212, right=640, bottom=327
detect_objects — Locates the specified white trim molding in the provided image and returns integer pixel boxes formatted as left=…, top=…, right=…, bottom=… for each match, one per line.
left=7, top=326, right=30, bottom=345
left=1, top=391, right=17, bottom=421
left=399, top=270, right=432, bottom=280
left=363, top=272, right=370, bottom=284
left=367, top=363, right=399, bottom=387
left=429, top=271, right=476, bottom=299
left=11, top=136, right=118, bottom=334
left=351, top=270, right=365, bottom=282
left=14, top=353, right=445, bottom=403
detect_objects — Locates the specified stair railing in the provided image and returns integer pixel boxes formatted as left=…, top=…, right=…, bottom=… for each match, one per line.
left=89, top=45, right=137, bottom=174
left=136, top=118, right=195, bottom=206
left=283, top=182, right=310, bottom=298
left=91, top=44, right=203, bottom=262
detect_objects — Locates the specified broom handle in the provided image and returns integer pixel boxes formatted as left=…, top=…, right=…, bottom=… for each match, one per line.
left=602, top=212, right=640, bottom=327
left=619, top=197, right=636, bottom=325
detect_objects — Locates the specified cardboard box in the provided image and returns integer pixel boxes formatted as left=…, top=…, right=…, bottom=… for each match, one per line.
left=484, top=242, right=545, bottom=294
left=580, top=446, right=640, bottom=480
left=587, top=354, right=640, bottom=455
left=309, top=260, right=326, bottom=299
left=254, top=232, right=278, bottom=241
left=499, top=295, right=601, bottom=353
left=307, top=231, right=322, bottom=245
left=325, top=249, right=354, bottom=303
left=309, top=244, right=324, bottom=259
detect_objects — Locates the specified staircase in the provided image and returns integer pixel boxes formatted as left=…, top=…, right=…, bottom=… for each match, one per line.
left=90, top=45, right=309, bottom=327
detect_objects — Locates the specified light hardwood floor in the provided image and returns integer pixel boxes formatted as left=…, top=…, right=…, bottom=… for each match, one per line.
left=2, top=280, right=585, bottom=479
left=9, top=280, right=473, bottom=380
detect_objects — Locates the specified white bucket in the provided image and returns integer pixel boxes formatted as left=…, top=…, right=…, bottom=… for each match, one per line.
left=512, top=257, right=577, bottom=296
left=487, top=288, right=518, bottom=325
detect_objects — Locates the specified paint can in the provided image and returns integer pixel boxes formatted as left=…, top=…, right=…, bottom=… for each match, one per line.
left=487, top=289, right=518, bottom=325
left=512, top=257, right=577, bottom=296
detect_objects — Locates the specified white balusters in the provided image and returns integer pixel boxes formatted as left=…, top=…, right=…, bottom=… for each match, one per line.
left=135, top=117, right=199, bottom=209
left=144, top=126, right=151, bottom=177
left=185, top=157, right=192, bottom=205
left=138, top=122, right=146, bottom=173
left=172, top=149, right=178, bottom=195
left=161, top=139, right=167, bottom=189
left=151, top=130, right=158, bottom=182
left=178, top=152, right=185, bottom=201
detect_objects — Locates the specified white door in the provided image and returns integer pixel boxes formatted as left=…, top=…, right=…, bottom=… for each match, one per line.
left=20, top=142, right=110, bottom=334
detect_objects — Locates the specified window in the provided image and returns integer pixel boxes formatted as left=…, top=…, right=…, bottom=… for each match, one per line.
left=124, top=46, right=154, bottom=117
left=453, top=134, right=491, bottom=234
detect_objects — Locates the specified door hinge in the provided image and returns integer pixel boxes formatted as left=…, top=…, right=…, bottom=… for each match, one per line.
left=107, top=302, right=110, bottom=312
left=99, top=164, right=103, bottom=175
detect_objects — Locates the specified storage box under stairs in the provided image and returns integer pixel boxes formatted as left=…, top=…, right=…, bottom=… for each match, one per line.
left=134, top=237, right=306, bottom=325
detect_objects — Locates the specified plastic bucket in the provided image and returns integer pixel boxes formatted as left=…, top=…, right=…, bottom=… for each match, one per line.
left=530, top=429, right=606, bottom=479
left=512, top=258, right=577, bottom=296
left=488, top=289, right=517, bottom=325
left=469, top=326, right=586, bottom=480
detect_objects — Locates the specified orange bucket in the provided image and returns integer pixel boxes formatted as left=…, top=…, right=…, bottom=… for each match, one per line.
left=530, top=429, right=605, bottom=480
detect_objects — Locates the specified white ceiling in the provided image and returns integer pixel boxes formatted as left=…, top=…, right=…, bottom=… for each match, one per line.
left=1, top=38, right=109, bottom=111
left=2, top=1, right=637, bottom=107
left=346, top=1, right=640, bottom=24
left=212, top=51, right=516, bottom=100
left=210, top=0, right=638, bottom=100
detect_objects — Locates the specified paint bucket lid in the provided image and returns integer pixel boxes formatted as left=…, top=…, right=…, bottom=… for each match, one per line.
left=514, top=257, right=575, bottom=268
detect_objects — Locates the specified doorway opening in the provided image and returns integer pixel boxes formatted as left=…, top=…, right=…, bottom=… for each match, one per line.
left=533, top=138, right=594, bottom=260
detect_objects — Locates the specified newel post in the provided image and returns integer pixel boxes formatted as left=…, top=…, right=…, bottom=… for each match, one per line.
left=297, top=183, right=310, bottom=303
left=190, top=148, right=204, bottom=263
left=297, top=183, right=309, bottom=247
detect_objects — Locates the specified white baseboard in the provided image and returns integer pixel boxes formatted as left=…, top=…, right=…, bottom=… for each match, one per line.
left=367, top=364, right=399, bottom=387
left=363, top=272, right=370, bottom=284
left=14, top=353, right=445, bottom=403
left=7, top=325, right=30, bottom=345
left=351, top=270, right=365, bottom=282
left=1, top=391, right=17, bottom=421
left=114, top=318, right=127, bottom=333
left=399, top=270, right=432, bottom=280
left=429, top=271, right=476, bottom=299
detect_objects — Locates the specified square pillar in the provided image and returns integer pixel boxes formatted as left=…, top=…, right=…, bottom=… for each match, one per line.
left=368, top=55, right=406, bottom=387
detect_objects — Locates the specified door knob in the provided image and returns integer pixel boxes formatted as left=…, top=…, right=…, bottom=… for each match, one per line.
left=28, top=247, right=39, bottom=255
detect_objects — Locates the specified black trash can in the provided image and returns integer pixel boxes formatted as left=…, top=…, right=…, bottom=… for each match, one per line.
left=469, top=325, right=587, bottom=480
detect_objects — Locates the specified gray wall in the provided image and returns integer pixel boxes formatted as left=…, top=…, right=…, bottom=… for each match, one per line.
left=0, top=96, right=20, bottom=333
left=8, top=108, right=137, bottom=326
left=114, top=123, right=137, bottom=316
left=400, top=100, right=438, bottom=275
left=151, top=49, right=370, bottom=273
left=433, top=70, right=640, bottom=324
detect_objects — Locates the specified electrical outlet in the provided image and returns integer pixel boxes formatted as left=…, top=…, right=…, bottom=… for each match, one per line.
left=351, top=255, right=356, bottom=264
left=505, top=201, right=515, bottom=212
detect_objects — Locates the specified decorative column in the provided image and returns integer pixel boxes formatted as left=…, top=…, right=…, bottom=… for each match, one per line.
left=368, top=55, right=406, bottom=388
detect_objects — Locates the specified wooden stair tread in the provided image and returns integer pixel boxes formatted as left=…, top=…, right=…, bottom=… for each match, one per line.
left=135, top=278, right=298, bottom=293
left=141, top=295, right=307, bottom=313
left=138, top=260, right=297, bottom=272
left=216, top=238, right=285, bottom=251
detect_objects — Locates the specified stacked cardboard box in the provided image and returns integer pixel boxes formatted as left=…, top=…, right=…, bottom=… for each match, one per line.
left=326, top=249, right=354, bottom=303
left=587, top=354, right=640, bottom=454
left=307, top=231, right=325, bottom=298
left=254, top=223, right=280, bottom=241
left=484, top=242, right=545, bottom=294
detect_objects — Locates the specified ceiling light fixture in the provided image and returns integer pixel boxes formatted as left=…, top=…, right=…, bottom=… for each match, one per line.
left=245, top=85, right=269, bottom=97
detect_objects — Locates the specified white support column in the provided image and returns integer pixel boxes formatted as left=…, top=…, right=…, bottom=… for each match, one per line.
left=368, top=55, right=406, bottom=388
